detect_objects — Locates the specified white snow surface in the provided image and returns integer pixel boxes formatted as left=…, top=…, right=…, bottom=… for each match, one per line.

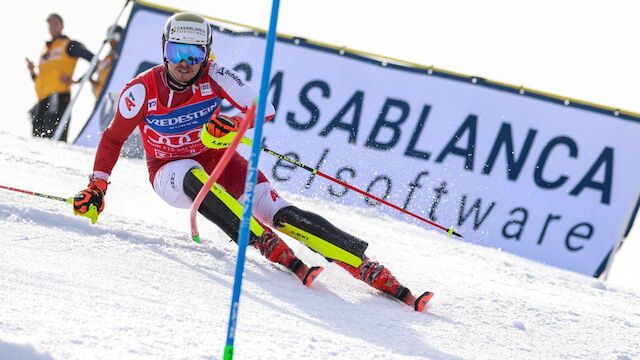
left=1, top=132, right=639, bottom=360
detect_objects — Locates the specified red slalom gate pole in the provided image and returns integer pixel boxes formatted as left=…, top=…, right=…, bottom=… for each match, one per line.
left=240, top=140, right=463, bottom=238
left=189, top=102, right=256, bottom=243
left=315, top=170, right=462, bottom=238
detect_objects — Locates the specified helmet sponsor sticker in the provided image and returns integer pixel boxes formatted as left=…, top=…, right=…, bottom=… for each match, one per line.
left=169, top=20, right=208, bottom=44
left=119, top=83, right=146, bottom=119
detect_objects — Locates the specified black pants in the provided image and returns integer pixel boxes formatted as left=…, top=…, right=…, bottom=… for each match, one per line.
left=29, top=93, right=71, bottom=142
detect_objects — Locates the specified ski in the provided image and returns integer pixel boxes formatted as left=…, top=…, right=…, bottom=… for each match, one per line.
left=302, top=266, right=324, bottom=287
left=413, top=291, right=434, bottom=312
left=290, top=263, right=324, bottom=287
left=395, top=288, right=434, bottom=312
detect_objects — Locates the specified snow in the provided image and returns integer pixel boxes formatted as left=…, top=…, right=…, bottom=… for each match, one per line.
left=1, top=132, right=640, bottom=359
left=3, top=1, right=640, bottom=358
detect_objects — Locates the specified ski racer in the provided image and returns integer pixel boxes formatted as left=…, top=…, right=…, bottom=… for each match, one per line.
left=72, top=12, right=432, bottom=312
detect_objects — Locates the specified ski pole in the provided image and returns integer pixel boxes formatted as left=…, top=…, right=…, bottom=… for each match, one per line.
left=0, top=184, right=72, bottom=204
left=0, top=184, right=102, bottom=224
left=239, top=137, right=463, bottom=238
left=189, top=101, right=256, bottom=244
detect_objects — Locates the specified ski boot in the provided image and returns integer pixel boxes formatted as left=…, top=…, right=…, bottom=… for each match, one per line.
left=336, top=257, right=433, bottom=312
left=254, top=228, right=324, bottom=287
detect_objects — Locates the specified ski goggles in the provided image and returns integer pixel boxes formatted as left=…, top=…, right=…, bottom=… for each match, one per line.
left=164, top=41, right=207, bottom=65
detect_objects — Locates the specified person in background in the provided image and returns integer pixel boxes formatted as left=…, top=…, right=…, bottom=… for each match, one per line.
left=90, top=25, right=123, bottom=100
left=26, top=13, right=94, bottom=142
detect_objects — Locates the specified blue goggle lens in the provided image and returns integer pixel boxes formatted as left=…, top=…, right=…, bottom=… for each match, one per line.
left=164, top=42, right=207, bottom=65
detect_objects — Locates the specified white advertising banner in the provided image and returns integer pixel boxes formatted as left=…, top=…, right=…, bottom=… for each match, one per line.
left=75, top=3, right=640, bottom=277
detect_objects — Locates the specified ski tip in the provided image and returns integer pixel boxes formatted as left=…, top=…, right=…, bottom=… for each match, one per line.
left=414, top=291, right=434, bottom=312
left=302, top=266, right=324, bottom=287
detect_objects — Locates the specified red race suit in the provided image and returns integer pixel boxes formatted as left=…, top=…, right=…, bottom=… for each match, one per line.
left=93, top=62, right=275, bottom=198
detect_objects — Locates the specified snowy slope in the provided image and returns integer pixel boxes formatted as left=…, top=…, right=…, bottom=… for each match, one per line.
left=1, top=131, right=639, bottom=360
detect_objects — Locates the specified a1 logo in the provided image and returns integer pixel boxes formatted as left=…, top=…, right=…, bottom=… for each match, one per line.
left=118, top=83, right=146, bottom=119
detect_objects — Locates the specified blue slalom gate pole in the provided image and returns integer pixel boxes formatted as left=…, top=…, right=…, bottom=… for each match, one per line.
left=223, top=0, right=280, bottom=359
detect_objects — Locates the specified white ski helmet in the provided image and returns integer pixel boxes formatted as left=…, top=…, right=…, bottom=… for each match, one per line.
left=162, top=12, right=211, bottom=48
left=161, top=12, right=212, bottom=87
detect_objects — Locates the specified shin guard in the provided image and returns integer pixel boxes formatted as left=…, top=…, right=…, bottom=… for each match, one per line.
left=273, top=206, right=368, bottom=267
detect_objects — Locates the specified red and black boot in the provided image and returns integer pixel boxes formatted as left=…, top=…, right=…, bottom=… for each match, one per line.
left=254, top=229, right=324, bottom=287
left=336, top=258, right=433, bottom=312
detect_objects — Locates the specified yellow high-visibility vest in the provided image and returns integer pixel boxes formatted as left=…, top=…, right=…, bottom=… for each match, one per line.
left=93, top=53, right=116, bottom=98
left=34, top=37, right=78, bottom=100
